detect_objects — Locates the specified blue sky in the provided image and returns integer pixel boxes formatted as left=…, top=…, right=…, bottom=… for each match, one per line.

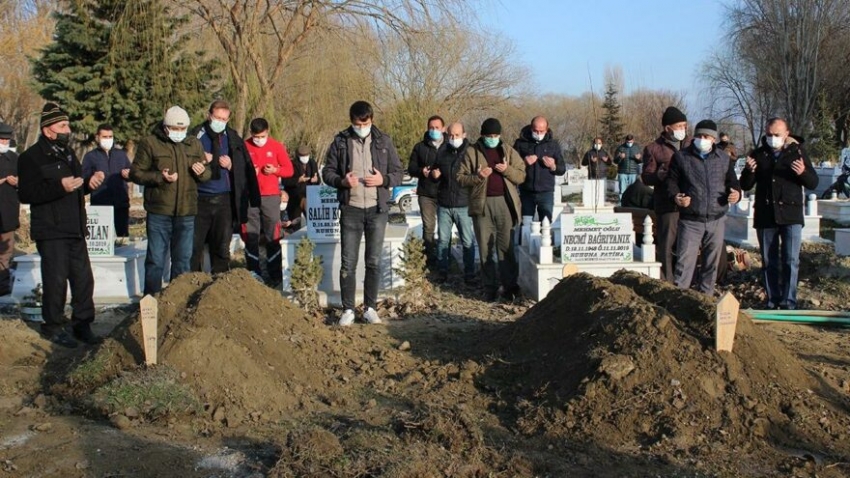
left=481, top=0, right=728, bottom=111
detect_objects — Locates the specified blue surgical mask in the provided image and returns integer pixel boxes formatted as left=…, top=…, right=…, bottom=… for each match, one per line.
left=167, top=129, right=187, bottom=143
left=428, top=129, right=442, bottom=141
left=210, top=119, right=227, bottom=134
left=483, top=137, right=500, bottom=149
left=626, top=142, right=633, bottom=148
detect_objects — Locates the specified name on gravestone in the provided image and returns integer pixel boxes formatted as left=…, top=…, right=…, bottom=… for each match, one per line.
left=86, top=205, right=115, bottom=256
left=306, top=185, right=341, bottom=240
left=561, top=213, right=633, bottom=263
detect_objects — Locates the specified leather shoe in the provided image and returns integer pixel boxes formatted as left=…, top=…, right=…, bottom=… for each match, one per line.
left=72, top=324, right=103, bottom=346
left=41, top=330, right=78, bottom=349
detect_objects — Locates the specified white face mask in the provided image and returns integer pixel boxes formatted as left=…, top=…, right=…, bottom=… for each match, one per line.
left=532, top=132, right=545, bottom=142
left=99, top=138, right=114, bottom=150
left=766, top=135, right=784, bottom=150
left=694, top=138, right=713, bottom=153
left=449, top=138, right=463, bottom=149
left=352, top=124, right=371, bottom=139
left=299, top=156, right=309, bottom=164
left=593, top=143, right=602, bottom=151
left=253, top=137, right=267, bottom=147
left=167, top=129, right=187, bottom=143
left=626, top=142, right=634, bottom=148
left=280, top=202, right=288, bottom=211
left=671, top=129, right=686, bottom=141
left=0, top=144, right=9, bottom=154
left=210, top=119, right=227, bottom=134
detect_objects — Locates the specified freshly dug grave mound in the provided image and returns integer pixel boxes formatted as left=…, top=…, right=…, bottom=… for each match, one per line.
left=68, top=269, right=390, bottom=424
left=486, top=271, right=850, bottom=458
left=0, top=319, right=50, bottom=394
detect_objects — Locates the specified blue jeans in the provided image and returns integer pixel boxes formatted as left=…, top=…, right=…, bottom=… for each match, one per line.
left=519, top=190, right=555, bottom=222
left=436, top=206, right=476, bottom=277
left=757, top=224, right=802, bottom=309
left=145, top=213, right=195, bottom=295
left=618, top=174, right=637, bottom=203
left=339, top=205, right=388, bottom=311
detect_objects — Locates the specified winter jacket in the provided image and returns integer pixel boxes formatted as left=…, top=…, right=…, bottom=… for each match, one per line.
left=642, top=133, right=692, bottom=215
left=321, top=125, right=404, bottom=212
left=0, top=150, right=19, bottom=233
left=130, top=123, right=212, bottom=217
left=245, top=137, right=294, bottom=196
left=581, top=148, right=612, bottom=179
left=193, top=123, right=261, bottom=225
left=456, top=139, right=526, bottom=226
left=512, top=125, right=566, bottom=193
left=739, top=136, right=818, bottom=228
left=282, top=157, right=320, bottom=199
left=82, top=147, right=132, bottom=207
left=408, top=133, right=445, bottom=198
left=614, top=142, right=642, bottom=175
left=435, top=139, right=470, bottom=208
left=620, top=178, right=655, bottom=210
left=666, top=145, right=741, bottom=222
left=18, top=136, right=88, bottom=240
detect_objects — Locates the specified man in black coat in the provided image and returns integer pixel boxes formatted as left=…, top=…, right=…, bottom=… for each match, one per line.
left=740, top=118, right=818, bottom=310
left=408, top=115, right=446, bottom=267
left=0, top=122, right=19, bottom=296
left=82, top=123, right=132, bottom=240
left=513, top=116, right=566, bottom=222
left=190, top=100, right=260, bottom=273
left=18, top=104, right=99, bottom=348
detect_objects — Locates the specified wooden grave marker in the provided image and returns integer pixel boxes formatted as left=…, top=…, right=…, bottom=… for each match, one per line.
left=140, top=295, right=158, bottom=365
left=715, top=292, right=740, bottom=352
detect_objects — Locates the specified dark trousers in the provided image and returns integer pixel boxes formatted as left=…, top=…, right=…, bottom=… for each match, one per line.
left=674, top=218, right=725, bottom=295
left=36, top=238, right=95, bottom=333
left=245, top=195, right=282, bottom=282
left=473, top=197, right=518, bottom=292
left=114, top=205, right=130, bottom=237
left=339, top=205, right=388, bottom=311
left=0, top=231, right=14, bottom=295
left=520, top=190, right=555, bottom=223
left=418, top=195, right=438, bottom=264
left=656, top=211, right=679, bottom=282
left=192, top=194, right=233, bottom=273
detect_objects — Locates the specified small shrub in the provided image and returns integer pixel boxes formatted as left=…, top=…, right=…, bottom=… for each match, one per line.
left=393, top=235, right=432, bottom=311
left=92, top=366, right=200, bottom=421
left=290, top=237, right=324, bottom=313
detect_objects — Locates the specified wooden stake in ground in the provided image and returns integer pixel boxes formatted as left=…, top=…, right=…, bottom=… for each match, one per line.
left=715, top=292, right=740, bottom=352
left=562, top=263, right=578, bottom=277
left=140, top=294, right=158, bottom=366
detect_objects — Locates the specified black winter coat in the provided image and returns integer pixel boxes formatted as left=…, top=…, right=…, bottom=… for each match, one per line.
left=0, top=151, right=19, bottom=233
left=435, top=140, right=470, bottom=208
left=667, top=145, right=741, bottom=222
left=408, top=133, right=445, bottom=198
left=18, top=136, right=89, bottom=241
left=513, top=125, right=566, bottom=193
left=282, top=157, right=320, bottom=199
left=739, top=138, right=818, bottom=228
left=82, top=147, right=132, bottom=207
left=582, top=148, right=612, bottom=179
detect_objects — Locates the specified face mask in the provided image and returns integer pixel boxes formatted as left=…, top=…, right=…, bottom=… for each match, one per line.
left=0, top=144, right=9, bottom=154
left=694, top=138, right=713, bottom=154
left=532, top=132, right=545, bottom=142
left=483, top=137, right=500, bottom=149
left=428, top=129, right=442, bottom=141
left=626, top=142, right=634, bottom=148
left=167, top=129, right=187, bottom=143
left=593, top=144, right=602, bottom=151
left=99, top=138, right=114, bottom=150
left=210, top=119, right=227, bottom=134
left=352, top=124, right=371, bottom=138
left=253, top=137, right=267, bottom=147
left=299, top=156, right=309, bottom=164
left=280, top=202, right=288, bottom=211
left=449, top=138, right=463, bottom=149
left=55, top=132, right=71, bottom=146
left=766, top=135, right=784, bottom=150
left=671, top=129, right=686, bottom=141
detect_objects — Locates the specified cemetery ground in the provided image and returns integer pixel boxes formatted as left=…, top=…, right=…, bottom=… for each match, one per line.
left=2, top=229, right=850, bottom=476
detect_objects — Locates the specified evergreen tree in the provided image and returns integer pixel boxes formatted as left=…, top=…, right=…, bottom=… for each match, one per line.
left=600, top=80, right=624, bottom=152
left=808, top=92, right=839, bottom=163
left=31, top=0, right=217, bottom=145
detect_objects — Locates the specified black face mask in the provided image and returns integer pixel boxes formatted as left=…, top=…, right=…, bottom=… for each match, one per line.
left=54, top=133, right=71, bottom=147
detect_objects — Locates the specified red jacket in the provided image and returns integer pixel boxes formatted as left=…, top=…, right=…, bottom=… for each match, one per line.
left=245, top=138, right=294, bottom=196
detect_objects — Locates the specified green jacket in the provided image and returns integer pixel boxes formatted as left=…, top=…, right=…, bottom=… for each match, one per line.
left=130, top=123, right=212, bottom=217
left=456, top=139, right=526, bottom=226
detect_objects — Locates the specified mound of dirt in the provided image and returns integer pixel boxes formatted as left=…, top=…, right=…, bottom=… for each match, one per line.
left=486, top=271, right=850, bottom=459
left=73, top=269, right=412, bottom=424
left=0, top=319, right=50, bottom=395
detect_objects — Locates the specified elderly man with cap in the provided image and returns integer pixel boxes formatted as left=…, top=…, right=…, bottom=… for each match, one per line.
left=666, top=119, right=741, bottom=295
left=457, top=118, right=526, bottom=302
left=243, top=117, right=293, bottom=284
left=641, top=106, right=691, bottom=282
left=18, top=104, right=96, bottom=347
left=0, top=122, right=19, bottom=296
left=281, top=143, right=319, bottom=231
left=130, top=105, right=211, bottom=295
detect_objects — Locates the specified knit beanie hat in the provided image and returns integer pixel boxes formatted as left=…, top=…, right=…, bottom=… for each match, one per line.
left=41, top=103, right=69, bottom=129
left=0, top=123, right=13, bottom=140
left=694, top=120, right=718, bottom=138
left=296, top=145, right=311, bottom=156
left=661, top=106, right=687, bottom=126
left=163, top=106, right=191, bottom=127
left=480, top=118, right=502, bottom=135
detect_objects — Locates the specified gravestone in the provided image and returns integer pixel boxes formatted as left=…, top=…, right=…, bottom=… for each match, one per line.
left=86, top=206, right=115, bottom=256
left=561, top=213, right=634, bottom=263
